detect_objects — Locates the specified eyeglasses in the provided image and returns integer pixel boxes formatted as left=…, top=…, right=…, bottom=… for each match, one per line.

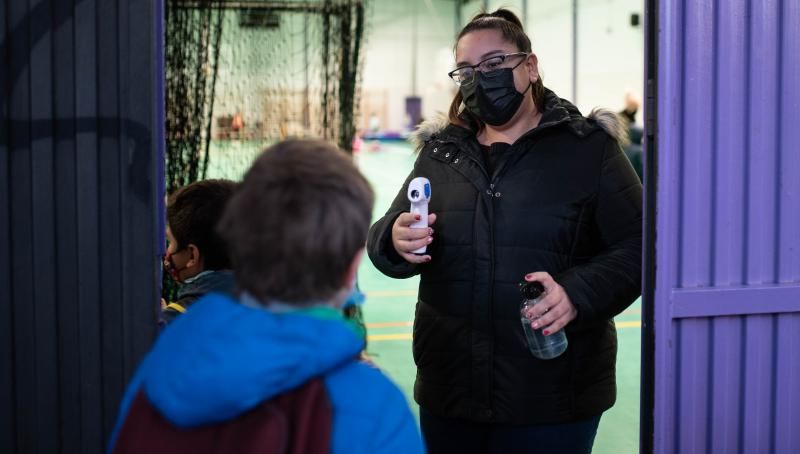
left=448, top=52, right=528, bottom=86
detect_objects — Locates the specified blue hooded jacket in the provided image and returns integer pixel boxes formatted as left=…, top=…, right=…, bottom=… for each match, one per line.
left=109, top=293, right=424, bottom=453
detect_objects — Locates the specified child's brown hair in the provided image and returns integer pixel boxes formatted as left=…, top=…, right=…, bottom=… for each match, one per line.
left=217, top=139, right=374, bottom=304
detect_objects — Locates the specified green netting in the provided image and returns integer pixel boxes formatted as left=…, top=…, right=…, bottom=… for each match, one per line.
left=165, top=0, right=224, bottom=194
left=164, top=0, right=368, bottom=300
left=204, top=0, right=368, bottom=180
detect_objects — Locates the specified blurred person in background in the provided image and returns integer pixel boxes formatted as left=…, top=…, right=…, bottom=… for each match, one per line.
left=619, top=92, right=643, bottom=181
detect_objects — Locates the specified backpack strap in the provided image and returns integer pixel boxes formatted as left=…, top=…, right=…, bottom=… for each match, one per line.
left=164, top=302, right=186, bottom=314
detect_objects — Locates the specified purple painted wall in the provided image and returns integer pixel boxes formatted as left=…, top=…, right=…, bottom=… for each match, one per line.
left=654, top=0, right=800, bottom=453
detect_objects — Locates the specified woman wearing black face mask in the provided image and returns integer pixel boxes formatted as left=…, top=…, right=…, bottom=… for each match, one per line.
left=366, top=8, right=643, bottom=454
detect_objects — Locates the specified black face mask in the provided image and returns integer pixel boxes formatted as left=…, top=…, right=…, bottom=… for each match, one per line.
left=460, top=68, right=531, bottom=126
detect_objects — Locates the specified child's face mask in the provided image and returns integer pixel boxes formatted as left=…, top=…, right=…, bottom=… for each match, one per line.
left=163, top=250, right=187, bottom=283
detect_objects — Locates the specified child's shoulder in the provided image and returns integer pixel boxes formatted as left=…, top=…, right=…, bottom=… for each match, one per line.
left=324, top=360, right=404, bottom=404
left=323, top=361, right=423, bottom=454
left=323, top=360, right=413, bottom=424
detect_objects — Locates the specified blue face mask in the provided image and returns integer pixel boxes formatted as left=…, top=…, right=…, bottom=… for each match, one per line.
left=343, top=286, right=366, bottom=309
left=460, top=68, right=531, bottom=126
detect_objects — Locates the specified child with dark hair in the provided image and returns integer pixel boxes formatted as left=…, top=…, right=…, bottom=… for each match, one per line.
left=161, top=179, right=237, bottom=325
left=110, top=140, right=424, bottom=454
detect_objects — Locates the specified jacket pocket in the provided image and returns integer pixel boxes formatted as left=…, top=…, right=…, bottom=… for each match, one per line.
left=412, top=300, right=438, bottom=368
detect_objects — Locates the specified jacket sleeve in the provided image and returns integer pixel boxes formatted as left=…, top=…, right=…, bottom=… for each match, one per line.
left=366, top=164, right=423, bottom=279
left=557, top=136, right=643, bottom=325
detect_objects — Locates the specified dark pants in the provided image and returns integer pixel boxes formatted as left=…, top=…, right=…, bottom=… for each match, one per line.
left=420, top=408, right=602, bottom=454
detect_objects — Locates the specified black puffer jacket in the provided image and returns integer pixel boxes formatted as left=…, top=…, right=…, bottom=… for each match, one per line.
left=367, top=90, right=642, bottom=425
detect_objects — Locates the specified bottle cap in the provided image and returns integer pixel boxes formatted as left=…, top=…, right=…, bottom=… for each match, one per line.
left=519, top=281, right=545, bottom=300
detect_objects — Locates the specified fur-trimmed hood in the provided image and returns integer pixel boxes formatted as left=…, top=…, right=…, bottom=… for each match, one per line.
left=409, top=89, right=629, bottom=152
left=409, top=113, right=450, bottom=151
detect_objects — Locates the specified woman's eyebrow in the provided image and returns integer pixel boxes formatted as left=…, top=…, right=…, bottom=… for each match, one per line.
left=456, top=49, right=505, bottom=67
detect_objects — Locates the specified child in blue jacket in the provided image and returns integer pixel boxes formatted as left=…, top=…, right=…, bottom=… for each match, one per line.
left=110, top=140, right=424, bottom=454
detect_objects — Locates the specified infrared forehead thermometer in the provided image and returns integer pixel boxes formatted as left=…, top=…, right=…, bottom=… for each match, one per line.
left=407, top=177, right=431, bottom=254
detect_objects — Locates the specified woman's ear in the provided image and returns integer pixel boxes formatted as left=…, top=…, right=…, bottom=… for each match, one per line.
left=527, top=53, right=540, bottom=84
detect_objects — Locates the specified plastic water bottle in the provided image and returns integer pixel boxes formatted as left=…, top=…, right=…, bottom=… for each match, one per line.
left=519, top=281, right=568, bottom=359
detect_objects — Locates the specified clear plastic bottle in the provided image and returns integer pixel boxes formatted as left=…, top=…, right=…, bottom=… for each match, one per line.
left=519, top=281, right=568, bottom=359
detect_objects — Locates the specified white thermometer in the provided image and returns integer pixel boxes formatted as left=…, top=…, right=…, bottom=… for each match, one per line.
left=407, top=177, right=432, bottom=254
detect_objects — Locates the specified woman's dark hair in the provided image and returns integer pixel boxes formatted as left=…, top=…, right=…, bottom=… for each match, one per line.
left=167, top=179, right=238, bottom=270
left=448, top=9, right=546, bottom=130
left=217, top=139, right=374, bottom=304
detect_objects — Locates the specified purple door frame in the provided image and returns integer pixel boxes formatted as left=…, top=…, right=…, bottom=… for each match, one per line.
left=644, top=0, right=800, bottom=453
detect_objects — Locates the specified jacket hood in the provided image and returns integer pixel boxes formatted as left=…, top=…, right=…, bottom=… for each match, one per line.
left=409, top=88, right=629, bottom=151
left=137, top=293, right=363, bottom=427
left=409, top=113, right=450, bottom=151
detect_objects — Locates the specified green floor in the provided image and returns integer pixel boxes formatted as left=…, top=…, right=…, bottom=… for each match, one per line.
left=355, top=141, right=641, bottom=454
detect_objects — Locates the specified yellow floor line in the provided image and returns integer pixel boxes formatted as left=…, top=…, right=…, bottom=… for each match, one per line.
left=368, top=333, right=413, bottom=341
left=366, top=321, right=414, bottom=328
left=367, top=320, right=642, bottom=342
left=616, top=320, right=642, bottom=329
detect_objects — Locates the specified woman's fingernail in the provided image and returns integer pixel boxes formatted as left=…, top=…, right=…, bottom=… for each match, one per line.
left=428, top=228, right=433, bottom=235
left=532, top=322, right=540, bottom=329
left=543, top=330, right=550, bottom=336
left=427, top=237, right=433, bottom=243
left=415, top=215, right=421, bottom=220
left=425, top=256, right=432, bottom=262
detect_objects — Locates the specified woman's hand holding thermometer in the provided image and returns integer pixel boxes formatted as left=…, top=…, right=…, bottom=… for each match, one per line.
left=390, top=177, right=436, bottom=263
left=407, top=177, right=431, bottom=253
